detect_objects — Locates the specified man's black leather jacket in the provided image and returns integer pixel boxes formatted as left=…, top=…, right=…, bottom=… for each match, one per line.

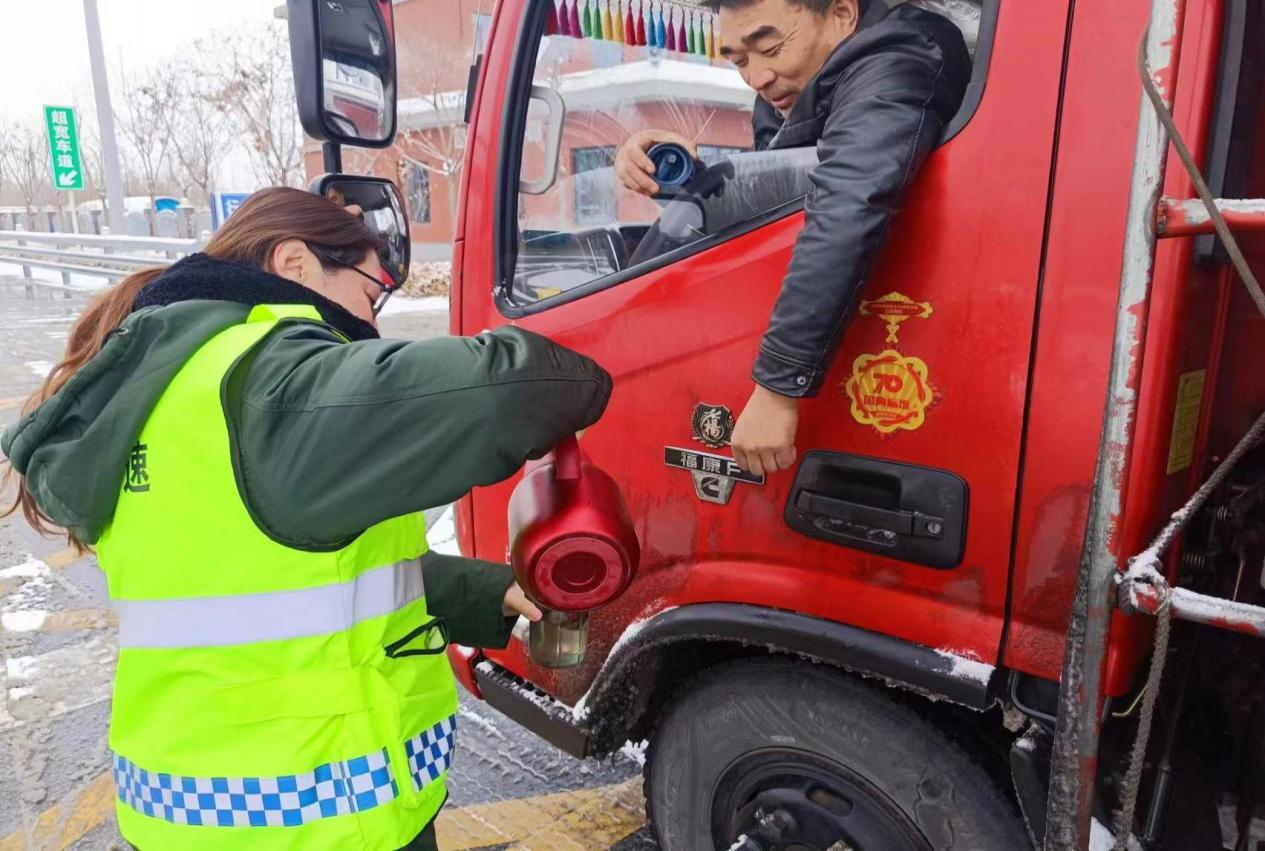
left=750, top=2, right=971, bottom=397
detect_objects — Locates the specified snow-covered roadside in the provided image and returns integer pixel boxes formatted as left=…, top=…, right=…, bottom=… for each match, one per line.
left=0, top=262, right=108, bottom=291
left=1089, top=818, right=1144, bottom=851
left=380, top=295, right=448, bottom=316
left=0, top=263, right=454, bottom=316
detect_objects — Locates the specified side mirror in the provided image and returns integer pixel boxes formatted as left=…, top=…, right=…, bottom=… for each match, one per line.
left=287, top=0, right=397, bottom=148
left=311, top=174, right=411, bottom=286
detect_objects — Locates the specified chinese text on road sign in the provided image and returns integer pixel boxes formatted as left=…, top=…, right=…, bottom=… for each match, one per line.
left=43, top=106, right=84, bottom=191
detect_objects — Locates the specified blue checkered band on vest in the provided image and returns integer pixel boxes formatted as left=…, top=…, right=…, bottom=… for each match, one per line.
left=113, top=716, right=456, bottom=827
left=112, top=749, right=397, bottom=827
left=404, top=715, right=457, bottom=790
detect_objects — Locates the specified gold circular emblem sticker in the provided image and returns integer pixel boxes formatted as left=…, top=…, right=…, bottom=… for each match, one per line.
left=845, top=349, right=933, bottom=434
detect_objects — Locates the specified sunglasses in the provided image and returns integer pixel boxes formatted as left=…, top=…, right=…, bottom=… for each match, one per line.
left=309, top=244, right=402, bottom=317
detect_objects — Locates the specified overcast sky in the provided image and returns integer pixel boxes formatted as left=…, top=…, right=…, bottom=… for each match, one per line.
left=0, top=0, right=284, bottom=191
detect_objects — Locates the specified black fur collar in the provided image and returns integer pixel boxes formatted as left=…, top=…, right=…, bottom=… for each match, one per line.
left=132, top=253, right=380, bottom=342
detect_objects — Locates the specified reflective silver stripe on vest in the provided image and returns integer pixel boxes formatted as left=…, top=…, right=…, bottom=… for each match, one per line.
left=114, top=559, right=425, bottom=649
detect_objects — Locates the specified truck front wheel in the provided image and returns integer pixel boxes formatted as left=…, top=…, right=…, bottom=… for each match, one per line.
left=644, top=659, right=1030, bottom=851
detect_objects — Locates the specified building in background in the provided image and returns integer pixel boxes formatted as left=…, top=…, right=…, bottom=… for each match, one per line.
left=304, top=0, right=756, bottom=253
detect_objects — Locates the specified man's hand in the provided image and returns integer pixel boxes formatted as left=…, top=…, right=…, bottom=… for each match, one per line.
left=615, top=129, right=698, bottom=196
left=502, top=581, right=543, bottom=622
left=731, top=385, right=799, bottom=477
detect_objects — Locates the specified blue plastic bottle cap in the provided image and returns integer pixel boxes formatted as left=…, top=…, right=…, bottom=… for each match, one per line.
left=647, top=143, right=697, bottom=189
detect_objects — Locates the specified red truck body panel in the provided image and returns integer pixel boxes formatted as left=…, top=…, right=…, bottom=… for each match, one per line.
left=447, top=0, right=1265, bottom=707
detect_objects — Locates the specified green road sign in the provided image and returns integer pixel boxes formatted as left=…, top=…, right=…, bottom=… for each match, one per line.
left=43, top=105, right=84, bottom=191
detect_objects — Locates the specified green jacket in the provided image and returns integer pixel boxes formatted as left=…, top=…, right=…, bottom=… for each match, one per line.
left=2, top=254, right=612, bottom=649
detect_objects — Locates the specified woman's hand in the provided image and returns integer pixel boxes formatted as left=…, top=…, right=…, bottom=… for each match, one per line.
left=502, top=581, right=543, bottom=622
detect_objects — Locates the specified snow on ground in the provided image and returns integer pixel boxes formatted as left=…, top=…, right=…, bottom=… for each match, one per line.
left=0, top=554, right=116, bottom=731
left=0, top=262, right=110, bottom=290
left=618, top=739, right=648, bottom=767
left=1089, top=818, right=1145, bottom=851
left=380, top=295, right=447, bottom=316
left=425, top=505, right=461, bottom=556
left=0, top=264, right=453, bottom=320
left=1, top=556, right=53, bottom=637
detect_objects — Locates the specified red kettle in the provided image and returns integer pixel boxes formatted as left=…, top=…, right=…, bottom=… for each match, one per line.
left=507, top=437, right=639, bottom=667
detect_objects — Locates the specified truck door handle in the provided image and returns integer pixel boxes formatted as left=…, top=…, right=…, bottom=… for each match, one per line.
left=785, top=452, right=966, bottom=568
left=520, top=85, right=567, bottom=196
left=795, top=491, right=945, bottom=540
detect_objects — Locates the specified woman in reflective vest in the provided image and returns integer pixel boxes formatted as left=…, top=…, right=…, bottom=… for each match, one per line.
left=2, top=188, right=613, bottom=850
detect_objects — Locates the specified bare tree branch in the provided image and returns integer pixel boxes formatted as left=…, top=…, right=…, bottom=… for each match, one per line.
left=71, top=109, right=112, bottom=221
left=155, top=47, right=235, bottom=205
left=3, top=123, right=53, bottom=219
left=203, top=24, right=303, bottom=188
left=393, top=33, right=472, bottom=229
left=0, top=122, right=10, bottom=205
left=114, top=66, right=176, bottom=220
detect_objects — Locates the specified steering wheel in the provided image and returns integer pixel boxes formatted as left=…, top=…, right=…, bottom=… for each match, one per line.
left=627, top=160, right=736, bottom=267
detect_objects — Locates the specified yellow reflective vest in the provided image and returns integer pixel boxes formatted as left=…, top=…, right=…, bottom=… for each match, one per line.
left=97, top=304, right=458, bottom=850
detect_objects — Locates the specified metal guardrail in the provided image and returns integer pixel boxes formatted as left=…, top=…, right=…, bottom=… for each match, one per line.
left=0, top=229, right=205, bottom=290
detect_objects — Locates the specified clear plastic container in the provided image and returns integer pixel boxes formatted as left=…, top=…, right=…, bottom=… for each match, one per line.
left=529, top=609, right=589, bottom=668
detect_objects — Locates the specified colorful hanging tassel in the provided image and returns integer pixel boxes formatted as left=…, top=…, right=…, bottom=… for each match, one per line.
left=568, top=0, right=581, bottom=37
left=594, top=0, right=605, bottom=39
left=636, top=1, right=647, bottom=45
left=581, top=0, right=592, bottom=36
left=675, top=8, right=687, bottom=52
left=611, top=1, right=624, bottom=42
left=685, top=11, right=696, bottom=54
left=546, top=1, right=559, bottom=35
left=662, top=7, right=674, bottom=49
left=624, top=2, right=635, bottom=45
left=705, top=14, right=715, bottom=57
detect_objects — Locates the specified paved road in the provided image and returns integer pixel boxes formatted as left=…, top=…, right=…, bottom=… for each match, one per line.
left=0, top=278, right=653, bottom=850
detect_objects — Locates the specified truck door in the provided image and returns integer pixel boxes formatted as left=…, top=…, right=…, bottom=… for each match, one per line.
left=457, top=0, right=1073, bottom=695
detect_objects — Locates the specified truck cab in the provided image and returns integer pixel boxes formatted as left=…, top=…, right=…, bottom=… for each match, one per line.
left=289, top=0, right=1265, bottom=847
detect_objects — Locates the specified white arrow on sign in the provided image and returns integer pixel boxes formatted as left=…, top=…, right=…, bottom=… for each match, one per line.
left=57, top=170, right=79, bottom=187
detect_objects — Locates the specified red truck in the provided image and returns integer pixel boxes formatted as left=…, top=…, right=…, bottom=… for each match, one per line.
left=287, top=0, right=1265, bottom=847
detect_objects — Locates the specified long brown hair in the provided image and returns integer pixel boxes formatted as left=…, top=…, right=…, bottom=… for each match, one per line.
left=3, top=186, right=385, bottom=547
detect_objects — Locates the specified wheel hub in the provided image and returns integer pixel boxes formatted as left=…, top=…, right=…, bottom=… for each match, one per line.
left=711, top=750, right=934, bottom=851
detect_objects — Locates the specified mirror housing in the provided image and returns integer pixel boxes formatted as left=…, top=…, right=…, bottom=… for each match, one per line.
left=310, top=174, right=412, bottom=286
left=287, top=0, right=397, bottom=148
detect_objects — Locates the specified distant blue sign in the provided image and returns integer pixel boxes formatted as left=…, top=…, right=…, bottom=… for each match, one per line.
left=211, top=192, right=251, bottom=230
left=154, top=197, right=180, bottom=213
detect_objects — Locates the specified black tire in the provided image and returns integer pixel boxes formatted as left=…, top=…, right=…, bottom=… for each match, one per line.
left=645, top=658, right=1031, bottom=851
